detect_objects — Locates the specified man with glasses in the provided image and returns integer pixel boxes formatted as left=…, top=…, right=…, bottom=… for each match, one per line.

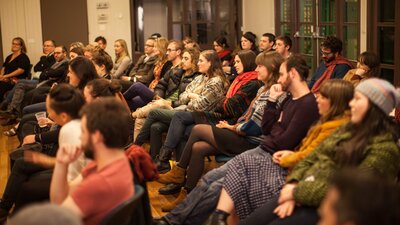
left=33, top=40, right=56, bottom=76
left=120, top=37, right=158, bottom=88
left=0, top=46, right=68, bottom=120
left=309, top=36, right=352, bottom=93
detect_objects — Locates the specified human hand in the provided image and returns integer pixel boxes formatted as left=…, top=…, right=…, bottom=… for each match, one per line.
left=278, top=183, right=297, bottom=204
left=55, top=144, right=82, bottom=165
left=273, top=200, right=296, bottom=219
left=272, top=150, right=294, bottom=164
left=355, top=67, right=368, bottom=76
left=24, top=150, right=55, bottom=168
left=216, top=120, right=231, bottom=129
left=121, top=76, right=130, bottom=81
left=23, top=135, right=36, bottom=145
left=269, top=84, right=285, bottom=101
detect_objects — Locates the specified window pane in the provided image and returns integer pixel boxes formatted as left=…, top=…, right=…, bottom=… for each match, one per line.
left=172, top=0, right=183, bottom=22
left=343, top=25, right=358, bottom=61
left=280, top=0, right=291, bottom=22
left=378, top=27, right=394, bottom=64
left=344, top=0, right=358, bottom=22
left=378, top=0, right=395, bottom=22
left=196, top=0, right=215, bottom=21
left=299, top=25, right=313, bottom=55
left=381, top=68, right=394, bottom=84
left=320, top=0, right=336, bottom=22
left=172, top=24, right=183, bottom=40
left=219, top=0, right=231, bottom=20
left=299, top=0, right=313, bottom=23
left=197, top=23, right=214, bottom=44
left=281, top=23, right=291, bottom=36
left=320, top=25, right=336, bottom=37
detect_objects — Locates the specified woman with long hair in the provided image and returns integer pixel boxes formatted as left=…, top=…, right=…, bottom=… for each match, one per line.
left=134, top=50, right=228, bottom=158
left=156, top=50, right=262, bottom=174
left=111, top=39, right=131, bottom=79
left=148, top=37, right=171, bottom=89
left=232, top=78, right=400, bottom=225
left=204, top=79, right=354, bottom=225
left=343, top=51, right=380, bottom=86
left=157, top=51, right=284, bottom=212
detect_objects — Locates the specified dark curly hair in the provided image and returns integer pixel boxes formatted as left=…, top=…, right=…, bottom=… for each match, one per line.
left=321, top=36, right=343, bottom=54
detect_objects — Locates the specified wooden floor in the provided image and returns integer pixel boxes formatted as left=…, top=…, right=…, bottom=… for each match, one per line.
left=0, top=125, right=221, bottom=218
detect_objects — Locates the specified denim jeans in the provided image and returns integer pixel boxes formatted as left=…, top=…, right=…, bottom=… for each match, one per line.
left=164, top=163, right=228, bottom=225
left=5, top=79, right=38, bottom=104
left=163, top=111, right=195, bottom=150
left=22, top=102, right=46, bottom=115
left=135, top=108, right=176, bottom=159
left=123, top=82, right=154, bottom=110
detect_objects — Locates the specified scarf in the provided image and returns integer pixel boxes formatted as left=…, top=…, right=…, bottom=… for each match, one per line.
left=218, top=50, right=231, bottom=60
left=225, top=71, right=258, bottom=99
left=311, top=55, right=353, bottom=93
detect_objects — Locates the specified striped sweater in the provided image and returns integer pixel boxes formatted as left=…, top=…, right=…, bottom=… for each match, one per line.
left=235, top=86, right=286, bottom=144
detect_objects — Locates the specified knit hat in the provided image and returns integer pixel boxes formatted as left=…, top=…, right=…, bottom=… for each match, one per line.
left=242, top=31, right=257, bottom=46
left=355, top=78, right=400, bottom=114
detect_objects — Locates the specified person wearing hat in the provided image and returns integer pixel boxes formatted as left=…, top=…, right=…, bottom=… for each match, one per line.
left=230, top=78, right=400, bottom=225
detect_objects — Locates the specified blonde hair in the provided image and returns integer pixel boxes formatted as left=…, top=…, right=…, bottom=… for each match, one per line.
left=154, top=37, right=168, bottom=65
left=114, top=39, right=130, bottom=64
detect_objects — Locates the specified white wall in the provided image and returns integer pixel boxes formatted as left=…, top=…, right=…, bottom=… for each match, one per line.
left=242, top=0, right=275, bottom=40
left=0, top=0, right=43, bottom=69
left=87, top=0, right=132, bottom=61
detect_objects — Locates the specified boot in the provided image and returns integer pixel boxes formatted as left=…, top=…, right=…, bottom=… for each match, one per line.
left=156, top=147, right=173, bottom=173
left=158, top=183, right=183, bottom=195
left=202, top=210, right=229, bottom=225
left=157, top=163, right=185, bottom=184
left=161, top=188, right=188, bottom=212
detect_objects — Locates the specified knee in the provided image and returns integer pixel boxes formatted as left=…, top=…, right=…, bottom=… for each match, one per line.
left=151, top=123, right=165, bottom=134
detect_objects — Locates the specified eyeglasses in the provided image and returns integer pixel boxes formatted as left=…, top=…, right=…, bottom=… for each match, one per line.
left=145, top=44, right=154, bottom=48
left=166, top=49, right=177, bottom=52
left=12, top=42, right=21, bottom=46
left=321, top=50, right=333, bottom=56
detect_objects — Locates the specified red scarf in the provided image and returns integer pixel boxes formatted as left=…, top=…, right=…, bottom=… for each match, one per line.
left=218, top=50, right=231, bottom=60
left=225, top=71, right=258, bottom=100
left=311, top=55, right=353, bottom=93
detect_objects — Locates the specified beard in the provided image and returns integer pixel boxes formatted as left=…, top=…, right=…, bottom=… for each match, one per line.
left=82, top=136, right=95, bottom=160
left=280, top=76, right=292, bottom=92
left=323, top=55, right=335, bottom=63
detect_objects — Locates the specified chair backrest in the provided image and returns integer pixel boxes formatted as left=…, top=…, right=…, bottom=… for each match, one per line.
left=100, top=184, right=144, bottom=225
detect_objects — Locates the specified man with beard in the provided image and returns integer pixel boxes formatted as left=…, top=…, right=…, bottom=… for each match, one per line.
left=50, top=98, right=134, bottom=225
left=309, top=36, right=352, bottom=93
left=154, top=54, right=320, bottom=225
left=0, top=84, right=85, bottom=224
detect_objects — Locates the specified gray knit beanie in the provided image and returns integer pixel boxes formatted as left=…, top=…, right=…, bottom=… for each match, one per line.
left=355, top=78, right=400, bottom=114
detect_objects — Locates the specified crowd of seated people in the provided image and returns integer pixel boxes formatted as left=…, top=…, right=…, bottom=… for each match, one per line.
left=0, top=31, right=399, bottom=225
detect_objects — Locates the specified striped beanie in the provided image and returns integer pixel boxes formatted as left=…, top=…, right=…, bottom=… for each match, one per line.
left=355, top=78, right=400, bottom=114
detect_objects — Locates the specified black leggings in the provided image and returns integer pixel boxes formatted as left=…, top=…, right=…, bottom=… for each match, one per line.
left=178, top=124, right=219, bottom=190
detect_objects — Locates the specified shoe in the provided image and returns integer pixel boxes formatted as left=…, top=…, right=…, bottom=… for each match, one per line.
left=152, top=217, right=170, bottom=225
left=161, top=188, right=188, bottom=212
left=3, top=127, right=17, bottom=136
left=157, top=163, right=185, bottom=184
left=202, top=210, right=229, bottom=225
left=158, top=183, right=182, bottom=195
left=156, top=147, right=173, bottom=173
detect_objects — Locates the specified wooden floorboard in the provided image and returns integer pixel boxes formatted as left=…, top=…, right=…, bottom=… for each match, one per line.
left=0, top=126, right=221, bottom=218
